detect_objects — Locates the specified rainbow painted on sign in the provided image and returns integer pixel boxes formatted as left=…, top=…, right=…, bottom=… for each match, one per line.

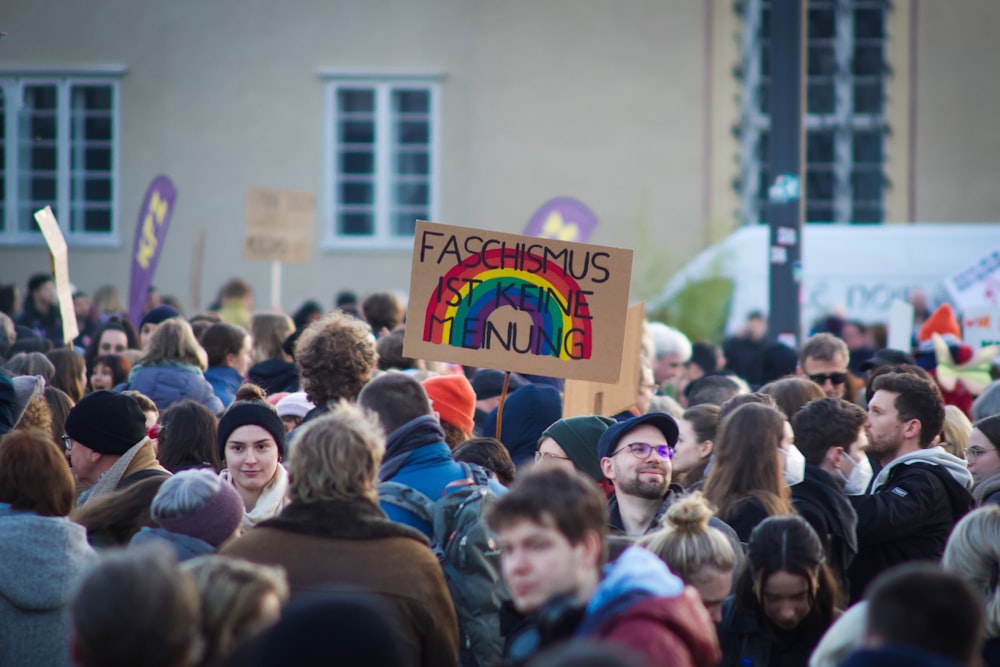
left=424, top=249, right=594, bottom=360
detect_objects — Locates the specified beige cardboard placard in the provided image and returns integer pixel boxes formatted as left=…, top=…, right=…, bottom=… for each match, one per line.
left=243, top=186, right=315, bottom=265
left=33, top=207, right=79, bottom=344
left=403, top=220, right=633, bottom=383
left=562, top=303, right=645, bottom=417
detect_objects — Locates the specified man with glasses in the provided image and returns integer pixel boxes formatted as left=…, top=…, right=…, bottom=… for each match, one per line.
left=598, top=413, right=683, bottom=537
left=798, top=332, right=853, bottom=399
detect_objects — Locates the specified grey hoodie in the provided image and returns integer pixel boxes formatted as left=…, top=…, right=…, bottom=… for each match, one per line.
left=871, top=446, right=974, bottom=493
left=0, top=504, right=98, bottom=667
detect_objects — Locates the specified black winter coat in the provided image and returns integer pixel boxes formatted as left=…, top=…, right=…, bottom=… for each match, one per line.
left=791, top=465, right=858, bottom=595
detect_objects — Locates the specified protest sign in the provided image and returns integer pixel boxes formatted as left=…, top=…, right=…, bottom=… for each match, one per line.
left=33, top=207, right=79, bottom=344
left=403, top=221, right=633, bottom=383
left=887, top=299, right=914, bottom=352
left=945, top=247, right=1000, bottom=311
left=128, top=175, right=177, bottom=327
left=562, top=303, right=645, bottom=417
left=962, top=307, right=1000, bottom=349
left=522, top=197, right=599, bottom=243
left=243, top=186, right=315, bottom=265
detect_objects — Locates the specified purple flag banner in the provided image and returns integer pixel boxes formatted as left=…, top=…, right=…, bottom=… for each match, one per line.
left=522, top=197, right=599, bottom=243
left=128, top=175, right=177, bottom=327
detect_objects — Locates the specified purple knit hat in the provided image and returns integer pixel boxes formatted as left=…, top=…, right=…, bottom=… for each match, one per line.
left=152, top=469, right=244, bottom=547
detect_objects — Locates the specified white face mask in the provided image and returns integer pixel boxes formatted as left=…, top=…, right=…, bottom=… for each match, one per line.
left=837, top=451, right=873, bottom=495
left=780, top=444, right=806, bottom=486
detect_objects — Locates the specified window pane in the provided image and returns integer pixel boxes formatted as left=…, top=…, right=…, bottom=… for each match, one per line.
left=853, top=81, right=883, bottom=113
left=396, top=151, right=429, bottom=175
left=393, top=89, right=430, bottom=114
left=340, top=120, right=374, bottom=144
left=72, top=85, right=113, bottom=111
left=852, top=45, right=884, bottom=76
left=807, top=131, right=835, bottom=164
left=852, top=204, right=883, bottom=224
left=808, top=8, right=835, bottom=39
left=757, top=81, right=770, bottom=115
left=851, top=169, right=884, bottom=200
left=70, top=177, right=112, bottom=202
left=806, top=205, right=835, bottom=224
left=854, top=9, right=884, bottom=39
left=73, top=205, right=113, bottom=233
left=338, top=89, right=374, bottom=113
left=808, top=44, right=837, bottom=76
left=806, top=170, right=835, bottom=201
left=395, top=183, right=429, bottom=207
left=340, top=151, right=374, bottom=174
left=397, top=120, right=429, bottom=145
left=392, top=213, right=420, bottom=236
left=339, top=212, right=373, bottom=236
left=807, top=81, right=835, bottom=114
left=83, top=146, right=112, bottom=171
left=340, top=181, right=373, bottom=205
left=852, top=131, right=883, bottom=164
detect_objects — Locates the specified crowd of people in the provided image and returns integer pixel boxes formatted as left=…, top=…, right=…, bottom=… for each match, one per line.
left=2, top=272, right=1000, bottom=667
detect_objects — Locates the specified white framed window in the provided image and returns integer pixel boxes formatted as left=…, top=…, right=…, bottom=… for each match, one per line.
left=321, top=73, right=441, bottom=249
left=0, top=70, right=122, bottom=246
left=738, top=0, right=889, bottom=225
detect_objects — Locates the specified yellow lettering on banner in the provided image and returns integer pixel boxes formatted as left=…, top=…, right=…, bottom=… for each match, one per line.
left=541, top=212, right=579, bottom=241
left=136, top=190, right=169, bottom=269
left=149, top=191, right=168, bottom=224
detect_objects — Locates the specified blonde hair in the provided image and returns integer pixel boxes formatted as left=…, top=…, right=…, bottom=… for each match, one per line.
left=941, top=405, right=973, bottom=458
left=181, top=555, right=289, bottom=666
left=250, top=313, right=295, bottom=363
left=639, top=492, right=737, bottom=585
left=140, top=318, right=208, bottom=370
left=943, top=505, right=1000, bottom=639
left=287, top=401, right=385, bottom=504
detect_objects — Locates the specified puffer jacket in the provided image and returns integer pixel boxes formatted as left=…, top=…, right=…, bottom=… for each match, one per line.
left=116, top=362, right=224, bottom=413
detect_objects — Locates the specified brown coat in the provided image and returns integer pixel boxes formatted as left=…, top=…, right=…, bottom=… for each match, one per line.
left=221, top=498, right=459, bottom=667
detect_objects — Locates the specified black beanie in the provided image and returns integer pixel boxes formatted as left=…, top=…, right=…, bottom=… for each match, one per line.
left=217, top=401, right=287, bottom=460
left=541, top=415, right=615, bottom=482
left=139, top=304, right=181, bottom=329
left=65, top=391, right=148, bottom=456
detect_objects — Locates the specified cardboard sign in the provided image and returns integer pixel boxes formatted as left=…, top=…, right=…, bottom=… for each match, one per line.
left=945, top=247, right=1000, bottom=311
left=403, top=220, right=633, bottom=383
left=562, top=303, right=645, bottom=417
left=33, top=207, right=79, bottom=344
left=962, top=307, right=1000, bottom=349
left=887, top=299, right=915, bottom=352
left=243, top=187, right=315, bottom=265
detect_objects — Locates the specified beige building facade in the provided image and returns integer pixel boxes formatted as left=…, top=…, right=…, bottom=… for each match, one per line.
left=1, top=0, right=998, bottom=314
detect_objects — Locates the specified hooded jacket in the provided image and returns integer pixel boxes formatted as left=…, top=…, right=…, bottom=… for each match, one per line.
left=791, top=464, right=858, bottom=593
left=248, top=358, right=299, bottom=395
left=578, top=547, right=720, bottom=667
left=116, top=362, right=224, bottom=413
left=0, top=504, right=98, bottom=667
left=480, top=384, right=563, bottom=466
left=848, top=446, right=974, bottom=601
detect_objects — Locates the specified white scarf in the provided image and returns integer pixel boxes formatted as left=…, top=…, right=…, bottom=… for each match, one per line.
left=220, top=464, right=289, bottom=533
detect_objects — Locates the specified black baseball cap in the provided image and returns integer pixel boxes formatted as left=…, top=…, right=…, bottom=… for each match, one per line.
left=597, top=413, right=680, bottom=460
left=860, top=348, right=915, bottom=372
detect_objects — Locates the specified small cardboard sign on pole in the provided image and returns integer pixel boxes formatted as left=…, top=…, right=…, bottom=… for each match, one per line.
left=243, top=187, right=315, bottom=265
left=33, top=207, right=79, bottom=344
left=887, top=299, right=915, bottom=352
left=402, top=220, right=633, bottom=383
left=562, top=303, right=645, bottom=417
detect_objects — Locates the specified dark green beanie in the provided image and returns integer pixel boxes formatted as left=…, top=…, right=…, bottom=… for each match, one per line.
left=540, top=415, right=615, bottom=482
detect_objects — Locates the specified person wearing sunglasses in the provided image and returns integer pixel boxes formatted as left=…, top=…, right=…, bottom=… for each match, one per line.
left=597, top=413, right=683, bottom=538
left=798, top=333, right=852, bottom=400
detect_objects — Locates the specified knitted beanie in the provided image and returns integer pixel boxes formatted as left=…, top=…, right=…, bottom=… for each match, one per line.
left=541, top=415, right=616, bottom=482
left=275, top=392, right=315, bottom=419
left=65, top=390, right=148, bottom=455
left=217, top=400, right=287, bottom=460
left=152, top=469, right=244, bottom=547
left=423, top=375, right=476, bottom=433
left=139, top=304, right=181, bottom=329
left=12, top=374, right=44, bottom=428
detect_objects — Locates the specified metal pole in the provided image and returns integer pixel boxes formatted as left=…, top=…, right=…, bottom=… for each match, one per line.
left=766, top=0, right=807, bottom=349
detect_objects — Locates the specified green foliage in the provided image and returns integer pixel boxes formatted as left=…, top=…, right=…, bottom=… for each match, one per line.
left=647, top=276, right=734, bottom=344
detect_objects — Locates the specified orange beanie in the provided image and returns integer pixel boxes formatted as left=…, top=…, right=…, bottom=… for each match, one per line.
left=422, top=375, right=476, bottom=433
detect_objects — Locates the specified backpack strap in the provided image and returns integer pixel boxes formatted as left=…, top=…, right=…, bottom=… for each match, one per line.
left=378, top=481, right=436, bottom=525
